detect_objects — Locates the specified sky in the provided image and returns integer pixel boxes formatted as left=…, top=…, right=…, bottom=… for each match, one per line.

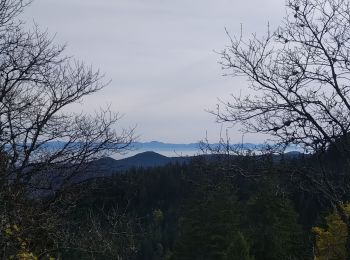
left=22, top=0, right=285, bottom=143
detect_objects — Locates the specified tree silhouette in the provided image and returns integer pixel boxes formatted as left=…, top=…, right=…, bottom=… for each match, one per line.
left=216, top=0, right=350, bottom=258
left=0, top=0, right=134, bottom=257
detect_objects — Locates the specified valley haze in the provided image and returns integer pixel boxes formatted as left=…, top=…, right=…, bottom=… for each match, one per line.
left=117, top=141, right=302, bottom=159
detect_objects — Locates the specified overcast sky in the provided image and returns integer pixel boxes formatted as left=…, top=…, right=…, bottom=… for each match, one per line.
left=22, top=0, right=285, bottom=143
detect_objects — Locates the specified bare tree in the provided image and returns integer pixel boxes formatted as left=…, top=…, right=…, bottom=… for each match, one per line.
left=216, top=0, right=350, bottom=257
left=0, top=0, right=134, bottom=258
left=61, top=206, right=140, bottom=259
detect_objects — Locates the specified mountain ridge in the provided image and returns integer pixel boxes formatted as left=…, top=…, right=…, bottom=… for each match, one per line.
left=80, top=149, right=303, bottom=180
left=80, top=151, right=191, bottom=180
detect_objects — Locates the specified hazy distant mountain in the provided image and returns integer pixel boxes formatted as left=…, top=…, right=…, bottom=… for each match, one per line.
left=131, top=141, right=301, bottom=153
left=132, top=141, right=200, bottom=151
left=131, top=141, right=270, bottom=152
left=29, top=141, right=301, bottom=156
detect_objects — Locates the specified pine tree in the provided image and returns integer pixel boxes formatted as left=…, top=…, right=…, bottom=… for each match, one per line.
left=312, top=203, right=350, bottom=260
left=171, top=182, right=245, bottom=260
left=243, top=185, right=309, bottom=260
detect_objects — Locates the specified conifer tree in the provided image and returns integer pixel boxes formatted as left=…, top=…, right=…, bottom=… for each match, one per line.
left=313, top=203, right=350, bottom=260
left=171, top=183, right=242, bottom=260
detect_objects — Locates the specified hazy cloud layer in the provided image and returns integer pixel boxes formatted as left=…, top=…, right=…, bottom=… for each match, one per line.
left=22, top=0, right=284, bottom=143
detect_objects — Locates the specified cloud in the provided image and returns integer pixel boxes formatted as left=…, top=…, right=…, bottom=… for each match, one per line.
left=22, top=0, right=285, bottom=142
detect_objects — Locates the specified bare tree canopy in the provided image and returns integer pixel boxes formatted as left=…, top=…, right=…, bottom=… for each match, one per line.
left=218, top=0, right=350, bottom=258
left=0, top=1, right=135, bottom=257
left=218, top=0, right=350, bottom=154
left=212, top=0, right=350, bottom=209
left=0, top=0, right=134, bottom=186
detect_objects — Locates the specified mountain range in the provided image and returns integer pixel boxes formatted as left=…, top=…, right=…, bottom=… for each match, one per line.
left=131, top=141, right=277, bottom=151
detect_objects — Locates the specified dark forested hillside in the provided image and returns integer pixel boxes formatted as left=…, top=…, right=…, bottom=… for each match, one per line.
left=57, top=153, right=335, bottom=260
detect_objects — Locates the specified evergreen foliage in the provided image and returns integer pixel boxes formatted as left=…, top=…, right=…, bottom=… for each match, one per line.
left=171, top=182, right=240, bottom=260
left=63, top=157, right=314, bottom=259
left=243, top=185, right=309, bottom=260
left=313, top=204, right=350, bottom=260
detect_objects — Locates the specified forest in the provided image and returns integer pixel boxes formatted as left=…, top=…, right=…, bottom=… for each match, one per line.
left=51, top=150, right=347, bottom=259
left=2, top=0, right=350, bottom=259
